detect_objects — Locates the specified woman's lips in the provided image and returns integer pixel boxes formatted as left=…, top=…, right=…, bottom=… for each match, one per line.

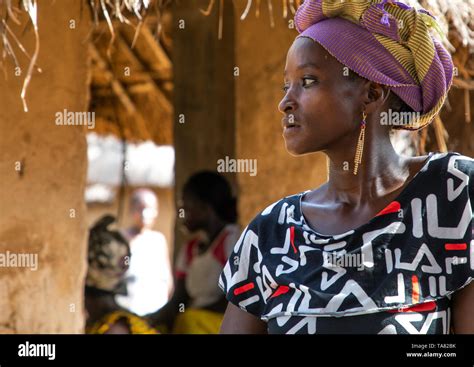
left=281, top=115, right=300, bottom=129
left=282, top=116, right=301, bottom=139
left=282, top=117, right=301, bottom=138
left=283, top=125, right=301, bottom=138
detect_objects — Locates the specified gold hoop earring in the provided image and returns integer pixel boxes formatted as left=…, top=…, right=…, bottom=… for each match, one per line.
left=353, top=111, right=367, bottom=175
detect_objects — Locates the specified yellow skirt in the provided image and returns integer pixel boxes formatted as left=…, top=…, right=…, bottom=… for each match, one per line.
left=172, top=308, right=224, bottom=334
left=87, top=310, right=158, bottom=334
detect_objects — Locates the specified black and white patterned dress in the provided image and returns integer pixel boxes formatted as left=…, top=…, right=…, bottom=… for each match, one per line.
left=219, top=152, right=474, bottom=334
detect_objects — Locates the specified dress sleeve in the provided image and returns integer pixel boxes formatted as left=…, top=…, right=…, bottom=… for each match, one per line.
left=449, top=154, right=474, bottom=292
left=218, top=222, right=265, bottom=318
left=467, top=156, right=473, bottom=265
left=411, top=154, right=474, bottom=303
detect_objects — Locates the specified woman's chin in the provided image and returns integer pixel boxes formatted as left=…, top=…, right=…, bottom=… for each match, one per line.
left=284, top=140, right=321, bottom=156
left=283, top=127, right=315, bottom=155
left=284, top=141, right=307, bottom=156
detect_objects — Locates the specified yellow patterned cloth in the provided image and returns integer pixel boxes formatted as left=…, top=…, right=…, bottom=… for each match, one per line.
left=86, top=310, right=159, bottom=334
left=295, top=0, right=454, bottom=130
left=172, top=309, right=224, bottom=334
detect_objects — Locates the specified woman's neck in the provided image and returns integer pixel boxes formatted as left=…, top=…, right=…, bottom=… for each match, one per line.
left=202, top=218, right=227, bottom=247
left=324, top=127, right=410, bottom=206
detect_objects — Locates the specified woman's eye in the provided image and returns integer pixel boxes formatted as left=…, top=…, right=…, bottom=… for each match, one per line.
left=302, top=77, right=317, bottom=87
left=282, top=84, right=290, bottom=93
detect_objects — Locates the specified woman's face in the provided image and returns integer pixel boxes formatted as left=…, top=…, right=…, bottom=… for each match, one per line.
left=278, top=37, right=364, bottom=155
left=182, top=192, right=209, bottom=233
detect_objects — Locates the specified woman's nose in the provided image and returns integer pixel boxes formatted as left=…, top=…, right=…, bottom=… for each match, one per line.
left=278, top=91, right=297, bottom=115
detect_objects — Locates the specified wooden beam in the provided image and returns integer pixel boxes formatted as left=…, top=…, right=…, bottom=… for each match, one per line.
left=89, top=44, right=151, bottom=140
left=433, top=115, right=448, bottom=153
left=120, top=24, right=172, bottom=80
left=91, top=66, right=111, bottom=86
left=90, top=44, right=135, bottom=114
left=453, top=78, right=474, bottom=90
left=92, top=83, right=165, bottom=97
left=139, top=25, right=172, bottom=72
left=128, top=83, right=155, bottom=94
left=115, top=33, right=172, bottom=116
left=93, top=21, right=172, bottom=80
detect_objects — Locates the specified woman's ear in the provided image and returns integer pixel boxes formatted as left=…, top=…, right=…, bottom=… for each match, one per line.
left=363, top=82, right=390, bottom=114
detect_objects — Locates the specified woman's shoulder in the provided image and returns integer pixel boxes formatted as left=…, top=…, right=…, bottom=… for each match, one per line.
left=421, top=152, right=474, bottom=194
left=246, top=192, right=305, bottom=229
left=423, top=151, right=474, bottom=174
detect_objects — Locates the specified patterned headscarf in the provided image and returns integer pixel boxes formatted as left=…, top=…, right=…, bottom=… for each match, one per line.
left=295, top=0, right=454, bottom=130
left=86, top=215, right=130, bottom=294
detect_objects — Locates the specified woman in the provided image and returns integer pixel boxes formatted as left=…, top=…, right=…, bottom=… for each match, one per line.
left=85, top=215, right=158, bottom=334
left=149, top=171, right=240, bottom=333
left=219, top=0, right=473, bottom=334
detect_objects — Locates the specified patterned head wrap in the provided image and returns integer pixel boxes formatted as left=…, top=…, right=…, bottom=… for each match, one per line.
left=295, top=0, right=454, bottom=130
left=86, top=215, right=130, bottom=295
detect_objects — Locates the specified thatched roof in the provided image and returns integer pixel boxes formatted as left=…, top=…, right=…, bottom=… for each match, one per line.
left=1, top=0, right=473, bottom=147
left=88, top=0, right=474, bottom=148
left=89, top=12, right=174, bottom=145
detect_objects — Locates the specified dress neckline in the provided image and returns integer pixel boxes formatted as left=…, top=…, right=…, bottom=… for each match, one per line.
left=298, top=152, right=435, bottom=238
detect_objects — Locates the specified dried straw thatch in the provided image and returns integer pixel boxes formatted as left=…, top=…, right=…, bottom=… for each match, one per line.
left=1, top=0, right=473, bottom=149
left=1, top=0, right=174, bottom=144
left=89, top=11, right=174, bottom=145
